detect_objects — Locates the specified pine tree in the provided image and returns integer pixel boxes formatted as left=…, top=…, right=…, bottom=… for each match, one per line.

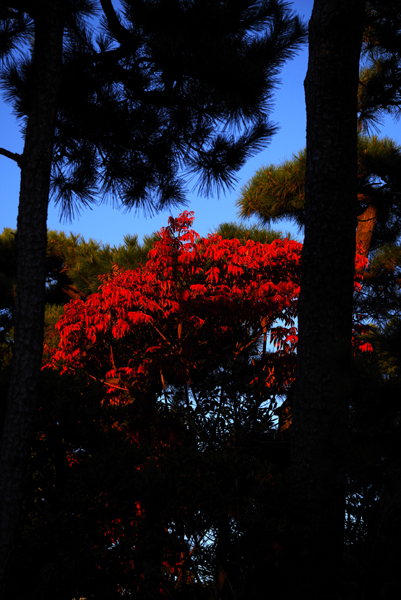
left=236, top=134, right=401, bottom=329
left=290, top=2, right=365, bottom=597
left=237, top=136, right=401, bottom=255
left=0, top=0, right=307, bottom=586
left=0, top=2, right=67, bottom=588
left=358, top=1, right=401, bottom=131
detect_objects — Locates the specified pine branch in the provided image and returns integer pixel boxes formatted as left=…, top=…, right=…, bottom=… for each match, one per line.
left=99, top=0, right=133, bottom=49
left=0, top=147, right=22, bottom=166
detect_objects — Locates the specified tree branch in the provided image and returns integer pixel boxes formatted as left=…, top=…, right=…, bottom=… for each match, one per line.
left=99, top=0, right=134, bottom=49
left=0, top=147, right=22, bottom=166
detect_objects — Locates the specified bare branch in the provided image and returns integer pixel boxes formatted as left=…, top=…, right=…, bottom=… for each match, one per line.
left=0, top=147, right=22, bottom=166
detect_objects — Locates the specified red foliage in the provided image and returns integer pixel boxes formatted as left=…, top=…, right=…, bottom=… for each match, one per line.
left=49, top=211, right=372, bottom=394
left=44, top=212, right=372, bottom=591
left=48, top=211, right=304, bottom=401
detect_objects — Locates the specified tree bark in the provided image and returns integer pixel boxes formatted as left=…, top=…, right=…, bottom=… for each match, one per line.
left=356, top=203, right=377, bottom=258
left=0, top=1, right=65, bottom=588
left=290, top=1, right=365, bottom=597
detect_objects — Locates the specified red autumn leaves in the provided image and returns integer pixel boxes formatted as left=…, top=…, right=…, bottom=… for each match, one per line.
left=41, top=212, right=373, bottom=594
left=48, top=211, right=371, bottom=401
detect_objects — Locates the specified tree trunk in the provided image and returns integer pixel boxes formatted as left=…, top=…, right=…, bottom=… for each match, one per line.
left=356, top=203, right=377, bottom=258
left=0, top=1, right=65, bottom=588
left=290, top=1, right=365, bottom=597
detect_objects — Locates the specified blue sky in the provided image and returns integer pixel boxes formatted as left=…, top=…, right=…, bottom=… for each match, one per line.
left=1, top=0, right=401, bottom=247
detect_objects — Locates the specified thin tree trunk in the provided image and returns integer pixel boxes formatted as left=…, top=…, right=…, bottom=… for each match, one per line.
left=290, top=1, right=365, bottom=597
left=0, top=1, right=65, bottom=588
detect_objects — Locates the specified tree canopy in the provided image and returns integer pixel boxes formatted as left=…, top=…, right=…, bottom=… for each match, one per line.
left=1, top=0, right=307, bottom=216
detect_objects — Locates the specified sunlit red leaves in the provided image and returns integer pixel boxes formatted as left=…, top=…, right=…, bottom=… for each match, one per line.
left=40, top=212, right=375, bottom=596
left=355, top=250, right=369, bottom=291
left=48, top=212, right=303, bottom=397
left=48, top=211, right=372, bottom=399
left=353, top=250, right=373, bottom=353
left=352, top=322, right=374, bottom=353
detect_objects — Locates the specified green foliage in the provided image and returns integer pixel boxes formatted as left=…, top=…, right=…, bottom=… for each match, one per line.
left=355, top=242, right=401, bottom=325
left=0, top=231, right=16, bottom=413
left=0, top=226, right=156, bottom=311
left=215, top=221, right=289, bottom=244
left=0, top=228, right=17, bottom=311
left=237, top=136, right=401, bottom=241
left=46, top=229, right=155, bottom=300
left=43, top=304, right=65, bottom=356
left=236, top=149, right=306, bottom=230
left=363, top=318, right=401, bottom=377
left=358, top=1, right=401, bottom=131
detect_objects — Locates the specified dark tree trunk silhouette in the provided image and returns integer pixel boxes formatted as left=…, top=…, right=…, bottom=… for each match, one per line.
left=291, top=1, right=365, bottom=597
left=0, top=1, right=65, bottom=588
